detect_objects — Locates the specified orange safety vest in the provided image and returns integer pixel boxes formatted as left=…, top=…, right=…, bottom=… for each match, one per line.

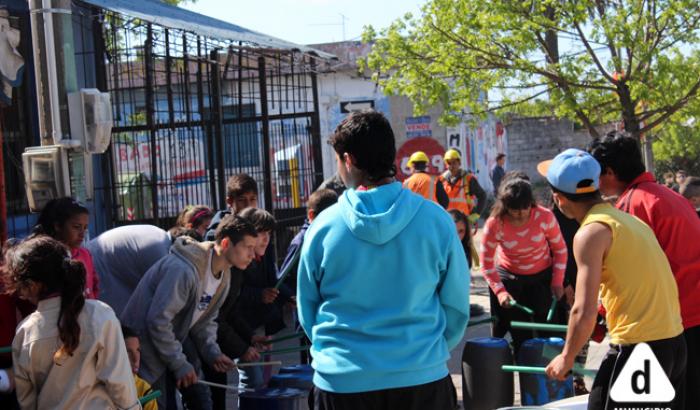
left=442, top=172, right=475, bottom=214
left=403, top=172, right=440, bottom=203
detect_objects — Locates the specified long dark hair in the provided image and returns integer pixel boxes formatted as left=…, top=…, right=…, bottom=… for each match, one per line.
left=490, top=178, right=537, bottom=219
left=448, top=209, right=473, bottom=268
left=3, top=236, right=86, bottom=361
left=32, top=197, right=89, bottom=238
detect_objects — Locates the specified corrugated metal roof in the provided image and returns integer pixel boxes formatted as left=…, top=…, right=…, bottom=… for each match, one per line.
left=80, top=0, right=336, bottom=60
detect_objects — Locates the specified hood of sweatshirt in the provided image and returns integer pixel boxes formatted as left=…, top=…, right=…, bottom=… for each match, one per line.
left=171, top=237, right=215, bottom=280
left=339, top=181, right=424, bottom=245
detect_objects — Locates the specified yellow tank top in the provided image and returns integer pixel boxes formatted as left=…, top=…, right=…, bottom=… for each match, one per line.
left=581, top=203, right=683, bottom=345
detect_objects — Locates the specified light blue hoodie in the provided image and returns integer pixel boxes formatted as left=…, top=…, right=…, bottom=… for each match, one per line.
left=297, top=181, right=470, bottom=393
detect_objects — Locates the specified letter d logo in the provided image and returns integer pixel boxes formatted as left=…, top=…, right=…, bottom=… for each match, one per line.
left=610, top=343, right=675, bottom=402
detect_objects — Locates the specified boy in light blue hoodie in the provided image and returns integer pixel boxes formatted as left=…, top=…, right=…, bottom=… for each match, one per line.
left=297, top=110, right=471, bottom=410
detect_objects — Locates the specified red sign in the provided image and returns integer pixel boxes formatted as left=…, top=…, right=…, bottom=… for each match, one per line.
left=395, top=137, right=446, bottom=181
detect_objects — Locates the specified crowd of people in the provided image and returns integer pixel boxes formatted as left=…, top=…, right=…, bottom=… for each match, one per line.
left=0, top=109, right=698, bottom=410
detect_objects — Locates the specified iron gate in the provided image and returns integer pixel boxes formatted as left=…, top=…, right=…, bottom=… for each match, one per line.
left=92, top=8, right=325, bottom=254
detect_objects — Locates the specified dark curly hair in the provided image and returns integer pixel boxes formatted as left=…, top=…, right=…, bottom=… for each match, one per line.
left=587, top=131, right=645, bottom=184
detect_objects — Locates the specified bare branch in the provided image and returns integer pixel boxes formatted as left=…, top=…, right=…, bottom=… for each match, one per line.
left=572, top=21, right=616, bottom=83
left=594, top=0, right=622, bottom=71
left=470, top=86, right=556, bottom=115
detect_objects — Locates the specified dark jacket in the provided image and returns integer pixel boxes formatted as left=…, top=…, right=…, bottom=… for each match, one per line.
left=216, top=267, right=254, bottom=358
left=552, top=206, right=579, bottom=288
left=490, top=165, right=505, bottom=194
left=278, top=221, right=309, bottom=289
left=236, top=247, right=293, bottom=335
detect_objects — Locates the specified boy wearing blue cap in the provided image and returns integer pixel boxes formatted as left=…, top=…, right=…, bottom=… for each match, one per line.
left=538, top=149, right=686, bottom=410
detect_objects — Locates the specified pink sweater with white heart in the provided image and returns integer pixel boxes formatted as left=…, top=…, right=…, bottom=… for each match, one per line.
left=480, top=205, right=567, bottom=295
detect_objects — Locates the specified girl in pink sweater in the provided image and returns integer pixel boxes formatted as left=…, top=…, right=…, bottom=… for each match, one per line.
left=480, top=177, right=567, bottom=353
left=31, top=197, right=99, bottom=299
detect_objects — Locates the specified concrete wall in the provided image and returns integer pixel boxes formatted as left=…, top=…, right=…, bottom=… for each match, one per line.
left=504, top=117, right=618, bottom=184
left=316, top=71, right=450, bottom=177
left=316, top=71, right=509, bottom=193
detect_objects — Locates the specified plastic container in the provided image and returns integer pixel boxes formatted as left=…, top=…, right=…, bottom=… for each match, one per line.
left=517, top=338, right=574, bottom=405
left=239, top=387, right=306, bottom=410
left=462, top=337, right=515, bottom=410
left=268, top=372, right=314, bottom=391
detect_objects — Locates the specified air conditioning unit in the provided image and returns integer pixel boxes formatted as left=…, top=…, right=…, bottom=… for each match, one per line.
left=68, top=88, right=113, bottom=153
left=22, top=145, right=69, bottom=212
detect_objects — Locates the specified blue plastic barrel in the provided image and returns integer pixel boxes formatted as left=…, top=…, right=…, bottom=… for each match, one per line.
left=239, top=387, right=305, bottom=410
left=268, top=372, right=314, bottom=391
left=462, top=337, right=514, bottom=410
left=517, top=337, right=573, bottom=406
left=278, top=364, right=313, bottom=375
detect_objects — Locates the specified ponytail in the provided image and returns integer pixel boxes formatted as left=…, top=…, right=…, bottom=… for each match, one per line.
left=55, top=258, right=86, bottom=361
left=3, top=236, right=86, bottom=361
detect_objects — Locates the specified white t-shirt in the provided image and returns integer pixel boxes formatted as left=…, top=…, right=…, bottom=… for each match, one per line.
left=191, top=250, right=223, bottom=328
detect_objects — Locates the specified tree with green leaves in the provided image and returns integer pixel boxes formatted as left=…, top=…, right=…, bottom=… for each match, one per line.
left=653, top=120, right=700, bottom=175
left=362, top=0, right=700, bottom=139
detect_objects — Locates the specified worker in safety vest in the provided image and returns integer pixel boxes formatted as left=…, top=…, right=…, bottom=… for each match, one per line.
left=442, top=149, right=487, bottom=223
left=403, top=151, right=449, bottom=209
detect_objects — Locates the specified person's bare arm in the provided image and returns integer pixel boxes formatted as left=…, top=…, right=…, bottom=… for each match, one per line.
left=546, top=222, right=611, bottom=380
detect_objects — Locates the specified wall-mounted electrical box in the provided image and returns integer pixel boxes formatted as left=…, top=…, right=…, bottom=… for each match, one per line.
left=68, top=88, right=113, bottom=153
left=22, top=145, right=70, bottom=212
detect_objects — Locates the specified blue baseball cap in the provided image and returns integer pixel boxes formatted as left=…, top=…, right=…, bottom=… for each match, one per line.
left=537, top=148, right=601, bottom=194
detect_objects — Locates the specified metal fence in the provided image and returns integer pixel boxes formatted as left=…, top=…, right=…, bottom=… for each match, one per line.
left=1, top=5, right=40, bottom=241
left=88, top=6, right=325, bottom=257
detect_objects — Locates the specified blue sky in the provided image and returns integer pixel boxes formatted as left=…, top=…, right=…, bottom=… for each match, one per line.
left=185, top=0, right=426, bottom=45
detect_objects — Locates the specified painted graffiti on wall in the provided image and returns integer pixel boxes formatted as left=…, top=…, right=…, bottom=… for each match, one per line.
left=446, top=115, right=508, bottom=194
left=112, top=130, right=211, bottom=219
left=395, top=137, right=446, bottom=181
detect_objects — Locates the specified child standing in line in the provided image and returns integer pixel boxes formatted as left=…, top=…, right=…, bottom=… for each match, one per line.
left=7, top=236, right=138, bottom=409
left=31, top=197, right=99, bottom=299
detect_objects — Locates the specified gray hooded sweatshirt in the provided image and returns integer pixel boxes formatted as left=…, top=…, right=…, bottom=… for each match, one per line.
left=120, top=237, right=230, bottom=383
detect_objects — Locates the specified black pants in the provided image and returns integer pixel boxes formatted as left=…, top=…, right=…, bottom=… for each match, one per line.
left=683, top=325, right=700, bottom=410
left=202, top=362, right=227, bottom=410
left=588, top=334, right=687, bottom=410
left=489, top=266, right=565, bottom=355
left=313, top=375, right=457, bottom=410
left=154, top=337, right=213, bottom=410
